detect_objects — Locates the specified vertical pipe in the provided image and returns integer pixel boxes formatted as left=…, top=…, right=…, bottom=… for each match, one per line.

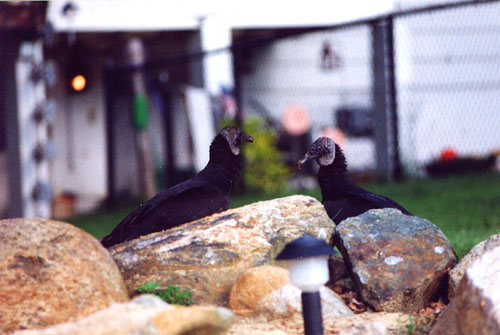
left=4, top=32, right=24, bottom=217
left=232, top=45, right=243, bottom=129
left=372, top=16, right=402, bottom=181
left=162, top=83, right=175, bottom=188
left=103, top=64, right=116, bottom=209
left=301, top=292, right=324, bottom=335
left=386, top=18, right=402, bottom=180
left=372, top=19, right=391, bottom=181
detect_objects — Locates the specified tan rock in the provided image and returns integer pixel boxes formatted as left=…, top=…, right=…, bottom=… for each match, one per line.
left=0, top=218, right=128, bottom=335
left=259, top=285, right=353, bottom=319
left=430, top=245, right=500, bottom=335
left=229, top=265, right=353, bottom=319
left=11, top=295, right=235, bottom=335
left=449, top=233, right=500, bottom=299
left=109, top=195, right=335, bottom=306
left=153, top=305, right=235, bottom=335
left=229, top=266, right=290, bottom=316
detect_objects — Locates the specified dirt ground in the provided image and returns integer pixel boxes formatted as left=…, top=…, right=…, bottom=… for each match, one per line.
left=228, top=312, right=409, bottom=335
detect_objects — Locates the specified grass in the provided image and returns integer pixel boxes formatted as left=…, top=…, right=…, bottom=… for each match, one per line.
left=67, top=172, right=500, bottom=260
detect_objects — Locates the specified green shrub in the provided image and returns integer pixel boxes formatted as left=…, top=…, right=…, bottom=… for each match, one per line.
left=137, top=281, right=194, bottom=306
left=222, top=117, right=290, bottom=194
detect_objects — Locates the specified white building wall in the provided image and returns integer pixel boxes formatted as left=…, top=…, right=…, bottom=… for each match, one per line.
left=241, top=1, right=500, bottom=174
left=396, top=1, right=500, bottom=173
left=51, top=58, right=108, bottom=213
left=240, top=27, right=376, bottom=171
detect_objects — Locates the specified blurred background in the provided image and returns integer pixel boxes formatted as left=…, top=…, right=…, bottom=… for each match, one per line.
left=1, top=0, right=499, bottom=247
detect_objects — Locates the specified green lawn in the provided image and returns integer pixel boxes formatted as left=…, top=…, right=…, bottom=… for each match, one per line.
left=67, top=172, right=500, bottom=260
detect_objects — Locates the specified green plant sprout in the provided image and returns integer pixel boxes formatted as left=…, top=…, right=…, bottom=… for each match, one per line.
left=137, top=281, right=194, bottom=306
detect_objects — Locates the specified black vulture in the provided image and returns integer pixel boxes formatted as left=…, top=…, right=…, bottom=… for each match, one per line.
left=101, top=126, right=253, bottom=248
left=298, top=137, right=411, bottom=223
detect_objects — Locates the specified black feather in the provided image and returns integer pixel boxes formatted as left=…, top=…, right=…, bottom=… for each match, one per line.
left=302, top=139, right=411, bottom=224
left=101, top=127, right=252, bottom=248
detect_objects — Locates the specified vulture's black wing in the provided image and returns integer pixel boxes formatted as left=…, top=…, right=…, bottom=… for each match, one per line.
left=323, top=180, right=411, bottom=223
left=100, top=176, right=226, bottom=247
left=344, top=184, right=410, bottom=214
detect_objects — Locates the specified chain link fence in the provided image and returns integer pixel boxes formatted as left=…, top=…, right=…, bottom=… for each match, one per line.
left=395, top=1, right=500, bottom=176
left=235, top=0, right=500, bottom=179
left=101, top=0, right=500, bottom=203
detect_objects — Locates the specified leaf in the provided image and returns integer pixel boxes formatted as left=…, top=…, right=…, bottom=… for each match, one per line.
left=137, top=281, right=160, bottom=293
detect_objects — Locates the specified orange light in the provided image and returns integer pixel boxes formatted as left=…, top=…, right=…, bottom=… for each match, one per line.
left=71, top=74, right=86, bottom=91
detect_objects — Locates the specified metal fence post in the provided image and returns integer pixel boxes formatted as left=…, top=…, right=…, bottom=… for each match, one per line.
left=372, top=16, right=402, bottom=181
left=4, top=33, right=24, bottom=218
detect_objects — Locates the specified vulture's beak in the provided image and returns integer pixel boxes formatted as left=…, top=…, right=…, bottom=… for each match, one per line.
left=297, top=153, right=312, bottom=170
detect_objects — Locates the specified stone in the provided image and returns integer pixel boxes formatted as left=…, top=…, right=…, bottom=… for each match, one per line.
left=229, top=265, right=352, bottom=319
left=153, top=305, right=235, bottom=335
left=229, top=266, right=290, bottom=316
left=259, top=285, right=353, bottom=319
left=11, top=295, right=235, bottom=335
left=328, top=252, right=350, bottom=283
left=430, top=245, right=500, bottom=335
left=449, top=233, right=500, bottom=299
left=109, top=195, right=335, bottom=306
left=0, top=218, right=128, bottom=335
left=334, top=208, right=456, bottom=313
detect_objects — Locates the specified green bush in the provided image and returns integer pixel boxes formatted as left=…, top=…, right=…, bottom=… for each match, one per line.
left=222, top=117, right=291, bottom=194
left=137, top=281, right=194, bottom=306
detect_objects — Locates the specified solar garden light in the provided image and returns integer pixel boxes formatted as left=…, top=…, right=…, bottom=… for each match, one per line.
left=276, top=234, right=336, bottom=335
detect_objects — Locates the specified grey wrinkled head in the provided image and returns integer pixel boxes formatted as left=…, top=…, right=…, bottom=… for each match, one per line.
left=297, top=137, right=336, bottom=169
left=220, top=126, right=254, bottom=155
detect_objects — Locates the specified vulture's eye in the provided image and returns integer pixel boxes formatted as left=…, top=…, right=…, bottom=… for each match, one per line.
left=315, top=144, right=322, bottom=151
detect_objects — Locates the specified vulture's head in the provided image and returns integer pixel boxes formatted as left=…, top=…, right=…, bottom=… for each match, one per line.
left=220, top=126, right=254, bottom=155
left=298, top=137, right=336, bottom=169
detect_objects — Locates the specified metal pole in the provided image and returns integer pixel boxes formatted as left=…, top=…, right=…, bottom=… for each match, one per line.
left=372, top=16, right=402, bottom=181
left=4, top=32, right=23, bottom=217
left=103, top=64, right=116, bottom=209
left=386, top=18, right=402, bottom=180
left=301, top=292, right=324, bottom=335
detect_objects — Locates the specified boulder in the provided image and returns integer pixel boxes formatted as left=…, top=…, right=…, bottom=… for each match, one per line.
left=430, top=245, right=500, bottom=335
left=0, top=218, right=128, bottom=335
left=229, top=265, right=290, bottom=317
left=334, top=209, right=456, bottom=313
left=11, top=295, right=235, bottom=335
left=229, top=265, right=352, bottom=319
left=259, top=285, right=353, bottom=319
left=109, top=195, right=335, bottom=306
left=449, top=233, right=500, bottom=299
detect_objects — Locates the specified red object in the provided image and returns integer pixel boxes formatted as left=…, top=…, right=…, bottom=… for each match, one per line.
left=440, top=148, right=458, bottom=161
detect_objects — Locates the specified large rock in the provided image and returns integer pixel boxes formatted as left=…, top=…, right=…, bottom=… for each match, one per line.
left=12, top=295, right=235, bottom=335
left=229, top=265, right=352, bottom=319
left=0, top=218, right=128, bottom=335
left=430, top=245, right=500, bottom=335
left=229, top=265, right=290, bottom=317
left=334, top=209, right=456, bottom=313
left=109, top=195, right=335, bottom=306
left=449, top=233, right=500, bottom=299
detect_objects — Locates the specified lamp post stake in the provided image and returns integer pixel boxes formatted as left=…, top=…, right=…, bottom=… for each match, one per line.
left=302, top=291, right=324, bottom=335
left=275, top=234, right=337, bottom=335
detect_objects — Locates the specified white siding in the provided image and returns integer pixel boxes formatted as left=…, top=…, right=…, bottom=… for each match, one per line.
left=396, top=1, right=500, bottom=173
left=240, top=26, right=374, bottom=170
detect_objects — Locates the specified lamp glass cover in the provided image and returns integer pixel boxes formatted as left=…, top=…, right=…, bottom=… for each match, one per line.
left=288, top=256, right=330, bottom=292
